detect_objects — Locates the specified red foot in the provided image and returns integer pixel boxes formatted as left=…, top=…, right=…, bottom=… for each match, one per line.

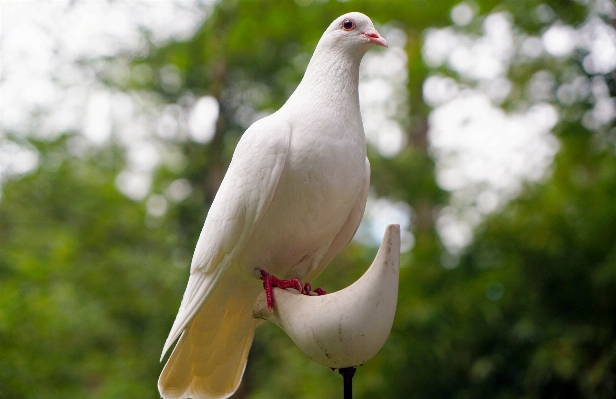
left=259, top=271, right=327, bottom=310
left=260, top=270, right=302, bottom=310
left=302, top=282, right=327, bottom=296
left=313, top=287, right=327, bottom=296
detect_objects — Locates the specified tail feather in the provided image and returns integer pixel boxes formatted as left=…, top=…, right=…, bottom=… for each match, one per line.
left=159, top=277, right=259, bottom=399
left=161, top=267, right=226, bottom=360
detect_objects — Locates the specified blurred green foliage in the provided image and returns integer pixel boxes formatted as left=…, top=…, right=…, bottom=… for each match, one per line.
left=1, top=0, right=615, bottom=398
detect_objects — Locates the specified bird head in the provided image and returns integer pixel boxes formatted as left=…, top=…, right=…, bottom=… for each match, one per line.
left=321, top=12, right=388, bottom=53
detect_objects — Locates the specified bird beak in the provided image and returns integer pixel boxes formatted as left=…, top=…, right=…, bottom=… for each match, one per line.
left=363, top=29, right=388, bottom=48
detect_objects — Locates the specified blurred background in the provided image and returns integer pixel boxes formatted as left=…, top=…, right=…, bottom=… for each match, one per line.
left=1, top=0, right=615, bottom=397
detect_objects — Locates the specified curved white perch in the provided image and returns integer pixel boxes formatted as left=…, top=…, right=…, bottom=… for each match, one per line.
left=253, top=224, right=400, bottom=369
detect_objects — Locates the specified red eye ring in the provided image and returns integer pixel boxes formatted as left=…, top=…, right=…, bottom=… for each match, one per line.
left=342, top=18, right=355, bottom=31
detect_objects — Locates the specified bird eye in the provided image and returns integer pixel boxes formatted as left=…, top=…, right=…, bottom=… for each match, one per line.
left=342, top=19, right=355, bottom=31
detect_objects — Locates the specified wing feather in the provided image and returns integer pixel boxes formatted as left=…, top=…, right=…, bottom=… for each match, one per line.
left=161, top=117, right=291, bottom=359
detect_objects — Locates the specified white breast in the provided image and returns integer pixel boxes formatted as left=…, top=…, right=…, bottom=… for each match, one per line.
left=239, top=109, right=366, bottom=280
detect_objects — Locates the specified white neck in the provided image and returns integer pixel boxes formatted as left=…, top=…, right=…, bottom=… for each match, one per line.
left=283, top=41, right=365, bottom=113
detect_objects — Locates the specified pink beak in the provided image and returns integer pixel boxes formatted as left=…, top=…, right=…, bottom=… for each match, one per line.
left=363, top=29, right=388, bottom=48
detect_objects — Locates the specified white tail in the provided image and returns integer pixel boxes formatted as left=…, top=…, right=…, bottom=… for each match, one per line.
left=158, top=277, right=258, bottom=399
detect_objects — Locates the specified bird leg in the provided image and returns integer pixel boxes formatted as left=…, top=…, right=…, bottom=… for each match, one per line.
left=260, top=270, right=303, bottom=310
left=259, top=271, right=327, bottom=310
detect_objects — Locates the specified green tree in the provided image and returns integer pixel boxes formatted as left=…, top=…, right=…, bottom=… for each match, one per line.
left=0, top=136, right=185, bottom=398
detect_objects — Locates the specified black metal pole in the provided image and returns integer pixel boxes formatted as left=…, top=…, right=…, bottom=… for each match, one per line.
left=338, top=367, right=356, bottom=399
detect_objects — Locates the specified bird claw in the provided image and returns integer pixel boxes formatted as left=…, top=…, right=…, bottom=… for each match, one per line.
left=259, top=270, right=326, bottom=310
left=260, top=270, right=302, bottom=310
left=313, top=287, right=327, bottom=296
left=302, top=282, right=327, bottom=296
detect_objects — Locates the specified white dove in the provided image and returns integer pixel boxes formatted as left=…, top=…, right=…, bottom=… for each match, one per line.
left=159, top=12, right=387, bottom=399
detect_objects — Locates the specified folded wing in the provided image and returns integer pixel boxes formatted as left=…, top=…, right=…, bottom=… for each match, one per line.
left=161, top=117, right=291, bottom=359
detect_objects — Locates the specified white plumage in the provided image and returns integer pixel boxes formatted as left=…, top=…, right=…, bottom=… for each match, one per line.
left=159, top=12, right=387, bottom=399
